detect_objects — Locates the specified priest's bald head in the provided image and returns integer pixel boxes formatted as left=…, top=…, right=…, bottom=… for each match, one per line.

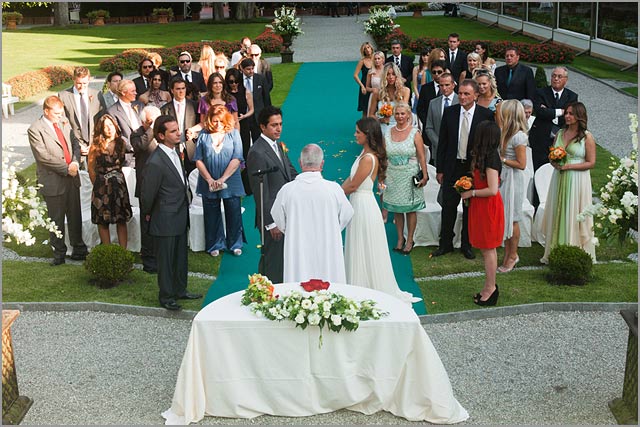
left=299, top=143, right=324, bottom=172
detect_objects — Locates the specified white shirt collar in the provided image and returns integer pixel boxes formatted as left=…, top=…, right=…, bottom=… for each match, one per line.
left=158, top=143, right=176, bottom=156
left=553, top=88, right=564, bottom=97
left=261, top=133, right=277, bottom=146
left=461, top=102, right=476, bottom=117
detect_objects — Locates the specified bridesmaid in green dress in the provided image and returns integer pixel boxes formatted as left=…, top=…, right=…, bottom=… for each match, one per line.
left=540, top=102, right=597, bottom=263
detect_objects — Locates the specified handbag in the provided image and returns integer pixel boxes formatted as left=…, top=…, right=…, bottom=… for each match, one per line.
left=412, top=169, right=424, bottom=187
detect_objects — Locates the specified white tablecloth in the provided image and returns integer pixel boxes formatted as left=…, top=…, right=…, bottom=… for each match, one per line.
left=162, top=283, right=469, bottom=424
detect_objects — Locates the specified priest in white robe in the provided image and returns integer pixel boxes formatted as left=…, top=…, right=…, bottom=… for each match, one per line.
left=271, top=144, right=354, bottom=283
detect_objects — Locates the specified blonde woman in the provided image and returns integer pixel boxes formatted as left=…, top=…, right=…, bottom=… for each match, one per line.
left=497, top=100, right=528, bottom=273
left=459, top=52, right=483, bottom=83
left=353, top=42, right=374, bottom=117
left=368, top=63, right=411, bottom=129
left=366, top=51, right=385, bottom=99
left=474, top=68, right=502, bottom=127
left=198, top=45, right=216, bottom=83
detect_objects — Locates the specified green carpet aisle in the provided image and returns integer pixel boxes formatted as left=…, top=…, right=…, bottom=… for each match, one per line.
left=203, top=62, right=426, bottom=315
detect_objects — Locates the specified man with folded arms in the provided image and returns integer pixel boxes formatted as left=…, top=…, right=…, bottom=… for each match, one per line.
left=271, top=144, right=353, bottom=283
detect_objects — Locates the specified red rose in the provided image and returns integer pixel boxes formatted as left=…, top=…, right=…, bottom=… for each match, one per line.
left=300, top=279, right=331, bottom=291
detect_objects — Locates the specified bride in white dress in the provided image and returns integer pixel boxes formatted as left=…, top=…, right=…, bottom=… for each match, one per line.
left=342, top=117, right=421, bottom=304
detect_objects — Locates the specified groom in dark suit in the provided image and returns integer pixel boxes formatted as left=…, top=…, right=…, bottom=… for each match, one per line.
left=246, top=106, right=298, bottom=283
left=385, top=40, right=413, bottom=89
left=432, top=79, right=494, bottom=260
left=140, top=115, right=201, bottom=311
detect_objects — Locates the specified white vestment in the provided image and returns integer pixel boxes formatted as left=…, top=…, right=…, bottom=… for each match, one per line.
left=271, top=171, right=354, bottom=283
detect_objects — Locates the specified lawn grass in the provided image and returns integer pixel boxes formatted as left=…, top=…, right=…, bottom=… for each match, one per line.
left=420, top=262, right=637, bottom=314
left=621, top=87, right=638, bottom=97
left=570, top=55, right=638, bottom=84
left=1, top=21, right=269, bottom=79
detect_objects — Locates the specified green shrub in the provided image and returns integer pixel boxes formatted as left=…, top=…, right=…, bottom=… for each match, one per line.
left=535, top=65, right=548, bottom=88
left=86, top=9, right=110, bottom=20
left=84, top=244, right=135, bottom=288
left=546, top=245, right=593, bottom=286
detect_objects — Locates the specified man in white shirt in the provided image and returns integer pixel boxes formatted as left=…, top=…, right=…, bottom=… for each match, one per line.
left=425, top=72, right=459, bottom=164
left=247, top=44, right=273, bottom=92
left=271, top=144, right=354, bottom=283
left=230, top=37, right=252, bottom=67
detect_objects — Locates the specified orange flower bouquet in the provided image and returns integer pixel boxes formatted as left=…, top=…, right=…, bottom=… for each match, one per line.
left=454, top=175, right=474, bottom=206
left=548, top=145, right=567, bottom=166
left=377, top=103, right=393, bottom=119
left=241, top=273, right=276, bottom=305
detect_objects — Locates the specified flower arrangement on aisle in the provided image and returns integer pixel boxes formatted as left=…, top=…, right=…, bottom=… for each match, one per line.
left=579, top=113, right=638, bottom=243
left=363, top=8, right=400, bottom=40
left=454, top=175, right=474, bottom=206
left=265, top=6, right=303, bottom=38
left=377, top=103, right=393, bottom=119
left=2, top=154, right=61, bottom=246
left=241, top=274, right=388, bottom=347
left=548, top=145, right=567, bottom=166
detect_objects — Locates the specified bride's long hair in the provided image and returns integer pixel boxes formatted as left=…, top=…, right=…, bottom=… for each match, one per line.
left=356, top=117, right=388, bottom=183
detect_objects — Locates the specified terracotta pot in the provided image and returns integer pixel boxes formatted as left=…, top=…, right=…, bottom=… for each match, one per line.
left=412, top=10, right=423, bottom=17
left=157, top=14, right=168, bottom=24
left=93, top=16, right=105, bottom=26
left=5, top=18, right=17, bottom=30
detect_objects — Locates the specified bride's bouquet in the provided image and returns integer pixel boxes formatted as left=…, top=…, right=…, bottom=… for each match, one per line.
left=377, top=103, right=393, bottom=119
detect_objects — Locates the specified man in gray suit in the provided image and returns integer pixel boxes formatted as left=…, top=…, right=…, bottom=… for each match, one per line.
left=107, top=79, right=144, bottom=166
left=140, top=115, right=202, bottom=311
left=57, top=66, right=104, bottom=168
left=28, top=96, right=87, bottom=265
left=240, top=57, right=271, bottom=142
left=425, top=72, right=458, bottom=165
left=98, top=71, right=123, bottom=111
left=246, top=106, right=298, bottom=283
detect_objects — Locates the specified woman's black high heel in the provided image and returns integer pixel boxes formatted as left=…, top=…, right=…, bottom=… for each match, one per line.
left=473, top=285, right=499, bottom=306
left=393, top=239, right=406, bottom=252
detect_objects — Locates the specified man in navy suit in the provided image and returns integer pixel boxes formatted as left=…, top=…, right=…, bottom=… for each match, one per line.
left=140, top=116, right=202, bottom=310
left=445, top=33, right=468, bottom=82
left=240, top=57, right=272, bottom=142
left=432, top=79, right=495, bottom=260
left=416, top=60, right=446, bottom=133
left=171, top=51, right=207, bottom=102
left=385, top=40, right=413, bottom=89
left=494, top=46, right=536, bottom=101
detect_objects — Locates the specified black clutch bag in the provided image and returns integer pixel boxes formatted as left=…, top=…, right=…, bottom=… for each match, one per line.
left=412, top=170, right=424, bottom=187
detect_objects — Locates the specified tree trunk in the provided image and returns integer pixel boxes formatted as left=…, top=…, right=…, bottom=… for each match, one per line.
left=53, top=2, right=69, bottom=27
left=232, top=2, right=255, bottom=20
left=212, top=2, right=225, bottom=20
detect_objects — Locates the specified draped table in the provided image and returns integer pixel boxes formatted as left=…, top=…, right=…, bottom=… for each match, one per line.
left=162, top=283, right=468, bottom=424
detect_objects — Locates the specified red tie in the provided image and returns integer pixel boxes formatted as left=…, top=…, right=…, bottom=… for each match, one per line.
left=53, top=123, right=71, bottom=164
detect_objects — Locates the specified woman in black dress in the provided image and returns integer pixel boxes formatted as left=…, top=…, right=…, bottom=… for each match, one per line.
left=88, top=114, right=133, bottom=248
left=353, top=42, right=374, bottom=118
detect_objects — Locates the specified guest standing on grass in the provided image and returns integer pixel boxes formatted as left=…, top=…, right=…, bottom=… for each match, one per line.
left=540, top=102, right=596, bottom=264
left=460, top=121, right=504, bottom=306
left=194, top=105, right=246, bottom=257
left=494, top=46, right=535, bottom=101
left=141, top=115, right=202, bottom=311
left=411, top=49, right=430, bottom=113
left=353, top=42, right=374, bottom=118
left=138, top=70, right=171, bottom=108
left=474, top=42, right=496, bottom=73
left=497, top=100, right=528, bottom=273
left=88, top=114, right=132, bottom=248
left=198, top=73, right=239, bottom=130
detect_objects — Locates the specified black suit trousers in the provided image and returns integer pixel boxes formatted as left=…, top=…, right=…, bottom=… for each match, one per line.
left=155, top=232, right=188, bottom=304
left=259, top=229, right=284, bottom=284
left=44, top=178, right=87, bottom=259
left=440, top=161, right=471, bottom=250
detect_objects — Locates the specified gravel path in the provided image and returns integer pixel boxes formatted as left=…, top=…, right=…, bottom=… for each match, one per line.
left=11, top=310, right=627, bottom=425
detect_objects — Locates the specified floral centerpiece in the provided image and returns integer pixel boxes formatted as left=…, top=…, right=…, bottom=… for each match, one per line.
left=266, top=6, right=303, bottom=61
left=2, top=154, right=61, bottom=245
left=363, top=8, right=400, bottom=49
left=241, top=275, right=388, bottom=347
left=454, top=175, right=474, bottom=206
left=579, top=113, right=638, bottom=243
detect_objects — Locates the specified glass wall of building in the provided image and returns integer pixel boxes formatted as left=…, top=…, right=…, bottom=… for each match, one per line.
left=502, top=2, right=525, bottom=19
left=558, top=2, right=592, bottom=35
left=527, top=2, right=555, bottom=27
left=480, top=2, right=501, bottom=13
left=597, top=2, right=638, bottom=47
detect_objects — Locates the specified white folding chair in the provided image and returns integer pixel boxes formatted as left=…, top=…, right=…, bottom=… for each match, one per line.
left=524, top=146, right=534, bottom=204
left=2, top=83, right=19, bottom=119
left=532, top=163, right=554, bottom=244
left=413, top=164, right=441, bottom=247
left=188, top=169, right=206, bottom=251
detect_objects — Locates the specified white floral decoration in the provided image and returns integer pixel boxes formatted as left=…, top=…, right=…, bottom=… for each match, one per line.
left=265, top=6, right=303, bottom=37
left=363, top=8, right=400, bottom=39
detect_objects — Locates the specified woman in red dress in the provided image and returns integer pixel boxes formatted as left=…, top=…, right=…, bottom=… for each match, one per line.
left=461, top=121, right=505, bottom=306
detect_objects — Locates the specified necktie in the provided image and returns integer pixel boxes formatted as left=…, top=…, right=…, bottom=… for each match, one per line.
left=554, top=92, right=560, bottom=106
left=395, top=56, right=400, bottom=67
left=128, top=104, right=140, bottom=128
left=185, top=74, right=191, bottom=83
left=507, top=68, right=513, bottom=87
left=144, top=78, right=148, bottom=89
left=53, top=123, right=71, bottom=164
left=444, top=97, right=450, bottom=108
left=171, top=150, right=185, bottom=183
left=459, top=111, right=469, bottom=160
left=450, top=51, right=455, bottom=64
left=272, top=142, right=282, bottom=163
left=80, top=93, right=89, bottom=142
left=245, top=77, right=252, bottom=92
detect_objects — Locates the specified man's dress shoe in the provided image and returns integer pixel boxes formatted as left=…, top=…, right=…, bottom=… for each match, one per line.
left=461, top=247, right=476, bottom=259
left=177, top=293, right=202, bottom=300
left=161, top=301, right=182, bottom=311
left=50, top=258, right=65, bottom=266
left=69, top=252, right=87, bottom=261
left=430, top=247, right=453, bottom=257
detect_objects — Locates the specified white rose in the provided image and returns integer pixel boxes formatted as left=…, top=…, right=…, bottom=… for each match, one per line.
left=301, top=299, right=312, bottom=309
left=310, top=303, right=318, bottom=311
left=330, top=314, right=342, bottom=326
left=295, top=313, right=305, bottom=324
left=323, top=301, right=332, bottom=311
left=308, top=312, right=321, bottom=326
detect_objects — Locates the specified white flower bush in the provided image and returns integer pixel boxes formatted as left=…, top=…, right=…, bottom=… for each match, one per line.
left=2, top=154, right=61, bottom=246
left=265, top=6, right=303, bottom=37
left=363, top=8, right=400, bottom=39
left=580, top=113, right=638, bottom=242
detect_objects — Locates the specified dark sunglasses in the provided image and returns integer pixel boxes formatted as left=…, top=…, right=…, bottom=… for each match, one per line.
left=227, top=80, right=238, bottom=84
left=179, top=59, right=191, bottom=64
left=432, top=70, right=444, bottom=75
left=142, top=65, right=154, bottom=69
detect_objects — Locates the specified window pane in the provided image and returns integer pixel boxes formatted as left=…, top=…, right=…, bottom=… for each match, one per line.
left=503, top=2, right=525, bottom=19
left=559, top=2, right=592, bottom=35
left=480, top=2, right=500, bottom=12
left=527, top=2, right=555, bottom=27
left=597, top=2, right=638, bottom=47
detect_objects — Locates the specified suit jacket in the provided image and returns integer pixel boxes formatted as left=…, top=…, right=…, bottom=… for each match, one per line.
left=495, top=63, right=536, bottom=101
left=133, top=76, right=150, bottom=100
left=170, top=69, right=207, bottom=95
left=129, top=126, right=158, bottom=198
left=98, top=90, right=119, bottom=111
left=436, top=103, right=494, bottom=181
left=257, top=59, right=274, bottom=93
left=425, top=93, right=459, bottom=149
left=107, top=100, right=145, bottom=152
left=529, top=86, right=578, bottom=168
left=27, top=117, right=81, bottom=197
left=246, top=136, right=298, bottom=230
left=248, top=73, right=272, bottom=121
left=57, top=87, right=103, bottom=147
left=416, top=81, right=440, bottom=128
left=140, top=146, right=189, bottom=237
left=445, top=49, right=468, bottom=82
left=161, top=99, right=199, bottom=175
left=385, top=54, right=413, bottom=88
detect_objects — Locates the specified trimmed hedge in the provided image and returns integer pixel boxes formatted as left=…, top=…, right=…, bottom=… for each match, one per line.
left=6, top=65, right=76, bottom=100
left=99, top=28, right=284, bottom=73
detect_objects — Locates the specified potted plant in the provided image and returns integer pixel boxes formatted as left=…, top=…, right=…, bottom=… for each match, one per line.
left=363, top=8, right=400, bottom=51
left=265, top=6, right=304, bottom=63
left=2, top=11, right=23, bottom=30
left=407, top=2, right=427, bottom=17
left=152, top=7, right=174, bottom=24
left=86, top=9, right=109, bottom=26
